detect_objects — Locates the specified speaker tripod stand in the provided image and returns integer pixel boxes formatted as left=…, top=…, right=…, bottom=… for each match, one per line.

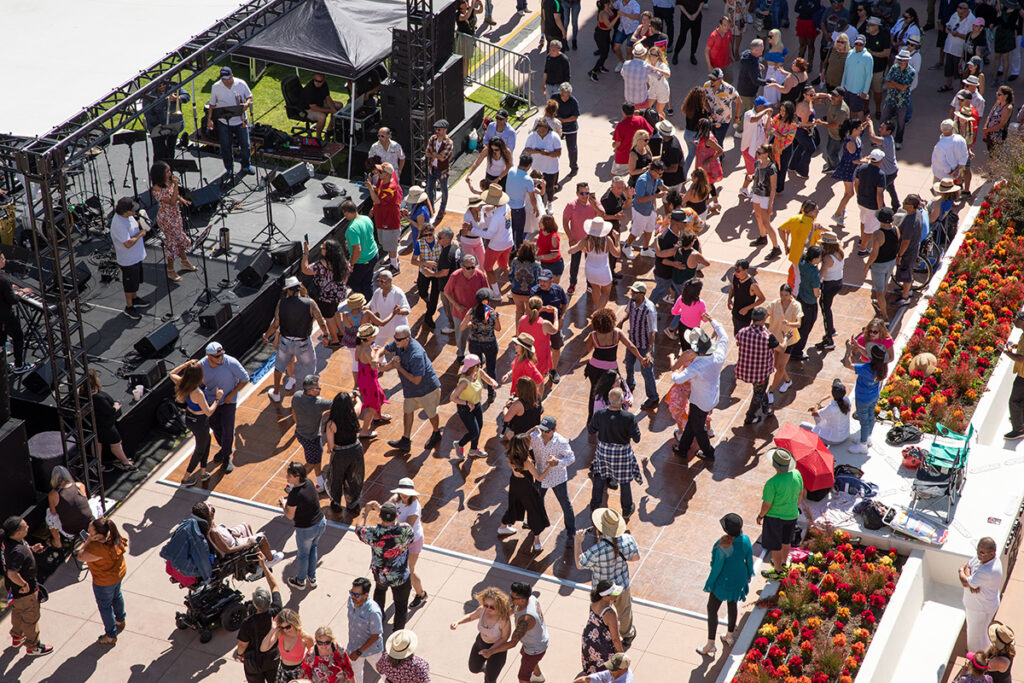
left=252, top=170, right=287, bottom=247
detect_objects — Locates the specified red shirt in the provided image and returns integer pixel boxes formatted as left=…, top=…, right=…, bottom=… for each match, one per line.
left=374, top=171, right=403, bottom=230
left=613, top=116, right=654, bottom=164
left=444, top=268, right=490, bottom=317
left=510, top=357, right=544, bottom=394
left=707, top=28, right=734, bottom=69
left=561, top=199, right=597, bottom=242
left=537, top=229, right=561, bottom=262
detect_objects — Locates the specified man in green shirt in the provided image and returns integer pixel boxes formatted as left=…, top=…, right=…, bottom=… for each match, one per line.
left=343, top=200, right=379, bottom=300
left=757, top=447, right=804, bottom=580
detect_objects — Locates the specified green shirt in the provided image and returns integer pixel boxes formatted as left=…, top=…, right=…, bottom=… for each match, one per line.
left=762, top=470, right=803, bottom=520
left=346, top=215, right=378, bottom=264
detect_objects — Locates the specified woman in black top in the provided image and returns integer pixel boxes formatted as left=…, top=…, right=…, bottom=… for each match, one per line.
left=502, top=376, right=543, bottom=438
left=279, top=462, right=326, bottom=591
left=495, top=433, right=549, bottom=552
left=323, top=391, right=365, bottom=516
left=85, top=370, right=136, bottom=471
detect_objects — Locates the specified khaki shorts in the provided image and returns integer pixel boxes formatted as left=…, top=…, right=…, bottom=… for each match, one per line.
left=404, top=388, right=441, bottom=417
left=869, top=71, right=885, bottom=94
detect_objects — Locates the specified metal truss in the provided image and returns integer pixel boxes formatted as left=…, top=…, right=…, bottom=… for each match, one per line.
left=405, top=0, right=437, bottom=186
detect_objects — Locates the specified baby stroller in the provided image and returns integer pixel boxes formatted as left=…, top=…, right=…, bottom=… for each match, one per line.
left=159, top=517, right=261, bottom=643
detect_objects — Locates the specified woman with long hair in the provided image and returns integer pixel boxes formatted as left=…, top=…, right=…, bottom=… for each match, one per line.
left=461, top=288, right=502, bottom=400
left=789, top=84, right=819, bottom=179
left=830, top=117, right=870, bottom=226
left=324, top=391, right=365, bottom=515
left=45, top=466, right=93, bottom=549
left=583, top=307, right=643, bottom=418
left=301, top=625, right=355, bottom=683
left=354, top=324, right=388, bottom=439
left=450, top=354, right=498, bottom=458
left=984, top=86, right=1014, bottom=152
left=568, top=218, right=620, bottom=311
left=683, top=168, right=713, bottom=220
left=589, top=0, right=619, bottom=81
left=503, top=333, right=545, bottom=397
left=84, top=369, right=135, bottom=470
left=496, top=433, right=549, bottom=552
left=767, top=283, right=802, bottom=401
left=853, top=316, right=895, bottom=362
left=805, top=379, right=852, bottom=445
left=450, top=587, right=513, bottom=683
left=76, top=518, right=129, bottom=645
left=626, top=129, right=653, bottom=187
left=816, top=232, right=846, bottom=350
left=170, top=359, right=222, bottom=486
left=518, top=296, right=559, bottom=376
left=502, top=376, right=544, bottom=438
left=697, top=513, right=754, bottom=656
left=260, top=608, right=314, bottom=683
left=148, top=160, right=195, bottom=281
left=466, top=137, right=513, bottom=191
left=581, top=579, right=624, bottom=673
left=769, top=101, right=799, bottom=192
left=821, top=32, right=850, bottom=90
left=536, top=213, right=564, bottom=281
left=668, top=276, right=708, bottom=340
left=302, top=238, right=350, bottom=347
left=681, top=87, right=711, bottom=175
left=646, top=46, right=672, bottom=119
left=842, top=340, right=889, bottom=453
left=509, top=241, right=541, bottom=327
left=891, top=8, right=921, bottom=53
left=693, top=118, right=723, bottom=212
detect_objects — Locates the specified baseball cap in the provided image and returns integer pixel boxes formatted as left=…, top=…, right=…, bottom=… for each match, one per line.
left=538, top=416, right=557, bottom=432
left=830, top=86, right=847, bottom=98
left=869, top=148, right=885, bottom=162
left=708, top=68, right=724, bottom=81
left=754, top=96, right=769, bottom=106
left=206, top=342, right=224, bottom=355
left=876, top=207, right=895, bottom=223
left=629, top=281, right=648, bottom=294
left=866, top=16, right=881, bottom=25
left=854, top=34, right=866, bottom=45
left=496, top=109, right=509, bottom=120
left=538, top=269, right=553, bottom=281
left=379, top=502, right=398, bottom=521
left=219, top=66, right=233, bottom=78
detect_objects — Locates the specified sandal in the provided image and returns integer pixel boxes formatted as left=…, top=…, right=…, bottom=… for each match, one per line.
left=373, top=414, right=393, bottom=424
left=165, top=268, right=183, bottom=282
left=696, top=644, right=717, bottom=657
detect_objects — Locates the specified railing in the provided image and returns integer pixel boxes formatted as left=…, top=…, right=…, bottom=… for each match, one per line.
left=455, top=31, right=533, bottom=111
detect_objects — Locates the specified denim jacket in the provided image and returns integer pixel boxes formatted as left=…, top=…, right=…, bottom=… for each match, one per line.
left=160, top=518, right=212, bottom=581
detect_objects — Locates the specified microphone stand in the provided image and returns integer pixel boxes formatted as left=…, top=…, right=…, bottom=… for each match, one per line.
left=215, top=201, right=232, bottom=289
left=184, top=203, right=215, bottom=307
left=158, top=231, right=178, bottom=322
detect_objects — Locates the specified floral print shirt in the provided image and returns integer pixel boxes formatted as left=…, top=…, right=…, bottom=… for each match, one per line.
left=356, top=524, right=414, bottom=586
left=701, top=79, right=740, bottom=124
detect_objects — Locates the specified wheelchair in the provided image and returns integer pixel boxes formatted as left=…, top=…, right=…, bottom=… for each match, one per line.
left=165, top=542, right=262, bottom=643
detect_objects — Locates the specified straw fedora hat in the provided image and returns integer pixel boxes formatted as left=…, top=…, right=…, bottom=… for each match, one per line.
left=820, top=230, right=839, bottom=244
left=592, top=507, right=627, bottom=538
left=584, top=217, right=611, bottom=238
left=357, top=323, right=379, bottom=339
left=481, top=184, right=509, bottom=207
left=910, top=352, right=938, bottom=377
left=385, top=629, right=418, bottom=660
left=989, top=621, right=1015, bottom=649
left=347, top=292, right=367, bottom=309
left=512, top=332, right=535, bottom=351
left=391, top=477, right=421, bottom=498
left=932, top=177, right=962, bottom=195
left=770, top=447, right=794, bottom=471
left=405, top=185, right=427, bottom=205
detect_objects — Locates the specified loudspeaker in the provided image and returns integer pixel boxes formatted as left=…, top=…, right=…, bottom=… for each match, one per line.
left=127, top=359, right=167, bottom=389
left=25, top=259, right=92, bottom=294
left=0, top=419, right=34, bottom=520
left=22, top=358, right=66, bottom=395
left=238, top=249, right=273, bottom=288
left=133, top=322, right=180, bottom=358
left=199, top=302, right=232, bottom=330
left=323, top=200, right=346, bottom=223
left=271, top=241, right=302, bottom=266
left=186, top=183, right=223, bottom=212
left=380, top=55, right=464, bottom=138
left=271, top=163, right=311, bottom=195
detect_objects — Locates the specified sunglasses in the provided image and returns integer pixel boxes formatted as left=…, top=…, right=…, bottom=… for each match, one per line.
left=350, top=590, right=365, bottom=598
left=463, top=264, right=476, bottom=270
left=394, top=336, right=410, bottom=342
left=483, top=603, right=497, bottom=610
left=211, top=353, right=224, bottom=359
left=278, top=624, right=293, bottom=631
left=316, top=640, right=332, bottom=646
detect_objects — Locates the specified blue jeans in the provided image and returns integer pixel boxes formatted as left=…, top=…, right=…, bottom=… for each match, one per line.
left=93, top=581, right=126, bottom=639
left=590, top=471, right=634, bottom=517
left=624, top=350, right=658, bottom=403
left=561, top=1, right=582, bottom=43
left=649, top=274, right=680, bottom=305
left=216, top=122, right=252, bottom=173
left=457, top=403, right=483, bottom=449
left=294, top=517, right=327, bottom=581
left=770, top=0, right=789, bottom=28
left=426, top=168, right=449, bottom=217
left=542, top=481, right=576, bottom=533
left=209, top=402, right=237, bottom=463
left=682, top=129, right=699, bottom=176
left=855, top=398, right=878, bottom=443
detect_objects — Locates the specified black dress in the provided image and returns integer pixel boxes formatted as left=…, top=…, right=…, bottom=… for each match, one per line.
left=501, top=467, right=550, bottom=533
left=92, top=391, right=121, bottom=445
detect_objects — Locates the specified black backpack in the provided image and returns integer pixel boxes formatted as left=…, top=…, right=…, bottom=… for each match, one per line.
left=155, top=398, right=186, bottom=437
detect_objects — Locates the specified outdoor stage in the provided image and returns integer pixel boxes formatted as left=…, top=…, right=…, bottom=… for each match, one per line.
left=5, top=137, right=369, bottom=452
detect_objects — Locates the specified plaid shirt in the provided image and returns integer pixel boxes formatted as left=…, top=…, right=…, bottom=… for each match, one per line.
left=427, top=134, right=454, bottom=173
left=735, top=324, right=775, bottom=384
left=592, top=441, right=642, bottom=485
left=579, top=532, right=640, bottom=587
left=621, top=59, right=653, bottom=105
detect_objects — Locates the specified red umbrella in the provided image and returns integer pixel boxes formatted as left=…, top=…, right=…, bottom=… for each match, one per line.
left=774, top=422, right=835, bottom=491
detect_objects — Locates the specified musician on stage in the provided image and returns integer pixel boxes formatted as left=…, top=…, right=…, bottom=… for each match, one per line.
left=303, top=73, right=342, bottom=139
left=149, top=161, right=195, bottom=281
left=144, top=81, right=190, bottom=163
left=0, top=252, right=29, bottom=374
left=206, top=66, right=254, bottom=180
left=110, top=197, right=151, bottom=321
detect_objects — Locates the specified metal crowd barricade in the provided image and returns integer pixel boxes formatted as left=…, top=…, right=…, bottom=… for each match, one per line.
left=455, top=31, right=533, bottom=111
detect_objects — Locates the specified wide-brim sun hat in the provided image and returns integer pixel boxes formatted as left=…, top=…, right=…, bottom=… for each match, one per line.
left=592, top=507, right=627, bottom=538
left=683, top=328, right=712, bottom=355
left=391, top=477, right=421, bottom=498
left=357, top=323, right=379, bottom=339
left=512, top=332, right=535, bottom=351
left=405, top=185, right=427, bottom=205
left=481, top=184, right=509, bottom=207
left=584, top=217, right=611, bottom=238
left=385, top=629, right=418, bottom=659
left=989, top=621, right=1016, bottom=648
left=932, top=177, right=962, bottom=195
left=348, top=292, right=367, bottom=308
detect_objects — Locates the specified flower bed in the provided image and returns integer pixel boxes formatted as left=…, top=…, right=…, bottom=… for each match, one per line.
left=731, top=528, right=904, bottom=683
left=878, top=184, right=1024, bottom=433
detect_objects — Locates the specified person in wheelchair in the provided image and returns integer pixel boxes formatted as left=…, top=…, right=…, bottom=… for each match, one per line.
left=190, top=501, right=283, bottom=568
left=46, top=466, right=94, bottom=549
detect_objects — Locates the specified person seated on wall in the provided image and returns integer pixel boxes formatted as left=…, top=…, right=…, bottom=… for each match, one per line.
left=303, top=73, right=343, bottom=139
left=190, top=501, right=284, bottom=565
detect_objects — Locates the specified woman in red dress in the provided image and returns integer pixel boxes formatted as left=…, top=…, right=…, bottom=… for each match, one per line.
left=149, top=161, right=195, bottom=281
left=517, top=297, right=559, bottom=376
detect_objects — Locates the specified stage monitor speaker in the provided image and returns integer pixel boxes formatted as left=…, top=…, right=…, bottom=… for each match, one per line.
left=323, top=200, right=346, bottom=223
left=133, top=322, right=180, bottom=358
left=199, top=302, right=232, bottom=330
left=22, top=359, right=66, bottom=395
left=187, top=183, right=222, bottom=212
left=25, top=259, right=92, bottom=294
left=238, top=249, right=273, bottom=288
left=127, top=359, right=167, bottom=389
left=271, top=163, right=311, bottom=195
left=0, top=420, right=34, bottom=521
left=271, top=241, right=302, bottom=266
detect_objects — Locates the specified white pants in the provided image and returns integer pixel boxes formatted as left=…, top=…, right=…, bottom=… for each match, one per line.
left=351, top=652, right=382, bottom=683
left=1012, top=43, right=1021, bottom=77
left=965, top=607, right=998, bottom=652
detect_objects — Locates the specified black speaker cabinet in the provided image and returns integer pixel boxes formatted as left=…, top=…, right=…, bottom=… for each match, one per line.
left=272, top=241, right=302, bottom=266
left=0, top=419, right=35, bottom=520
left=187, top=182, right=223, bottom=212
left=22, top=359, right=66, bottom=395
left=25, top=259, right=92, bottom=294
left=323, top=200, right=346, bottom=223
left=381, top=55, right=464, bottom=139
left=238, top=249, right=273, bottom=288
left=199, top=302, right=232, bottom=330
left=127, top=359, right=167, bottom=389
left=271, top=163, right=311, bottom=195
left=133, top=322, right=180, bottom=358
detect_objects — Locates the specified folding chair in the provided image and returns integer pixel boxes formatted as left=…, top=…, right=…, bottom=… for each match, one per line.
left=909, top=423, right=973, bottom=521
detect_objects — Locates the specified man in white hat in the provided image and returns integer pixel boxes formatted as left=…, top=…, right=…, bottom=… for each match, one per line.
left=620, top=282, right=659, bottom=411
left=757, top=447, right=804, bottom=580
left=573, top=652, right=634, bottom=683
left=265, top=277, right=329, bottom=403
left=200, top=341, right=249, bottom=474
left=575, top=508, right=640, bottom=646
left=930, top=119, right=968, bottom=184
left=369, top=270, right=410, bottom=345
left=952, top=75, right=986, bottom=120
left=530, top=416, right=577, bottom=544
left=377, top=630, right=430, bottom=681
left=671, top=314, right=728, bottom=461
left=621, top=43, right=653, bottom=108
left=881, top=49, right=916, bottom=148
left=853, top=148, right=887, bottom=256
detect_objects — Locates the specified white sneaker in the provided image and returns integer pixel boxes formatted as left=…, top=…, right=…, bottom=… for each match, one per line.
left=831, top=214, right=845, bottom=226
left=267, top=551, right=285, bottom=568
left=492, top=285, right=501, bottom=298
left=441, top=326, right=455, bottom=334
left=849, top=442, right=869, bottom=454
left=284, top=377, right=296, bottom=391
left=268, top=389, right=282, bottom=403
left=779, top=379, right=793, bottom=393
left=733, top=129, right=743, bottom=138
left=740, top=187, right=752, bottom=199
left=641, top=248, right=656, bottom=258
left=497, top=525, right=517, bottom=536
left=532, top=538, right=543, bottom=552
left=767, top=391, right=775, bottom=405
left=621, top=246, right=635, bottom=259
left=530, top=675, right=546, bottom=683
left=614, top=63, right=623, bottom=73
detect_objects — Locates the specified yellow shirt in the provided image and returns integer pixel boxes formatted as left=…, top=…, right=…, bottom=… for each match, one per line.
left=1015, top=336, right=1024, bottom=378
left=779, top=214, right=821, bottom=266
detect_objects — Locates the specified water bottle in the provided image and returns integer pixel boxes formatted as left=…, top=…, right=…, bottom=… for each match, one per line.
left=468, top=129, right=479, bottom=152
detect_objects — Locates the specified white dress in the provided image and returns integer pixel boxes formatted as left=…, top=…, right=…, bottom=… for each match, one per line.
left=524, top=189, right=548, bottom=238
left=584, top=246, right=613, bottom=287
left=647, top=62, right=671, bottom=105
